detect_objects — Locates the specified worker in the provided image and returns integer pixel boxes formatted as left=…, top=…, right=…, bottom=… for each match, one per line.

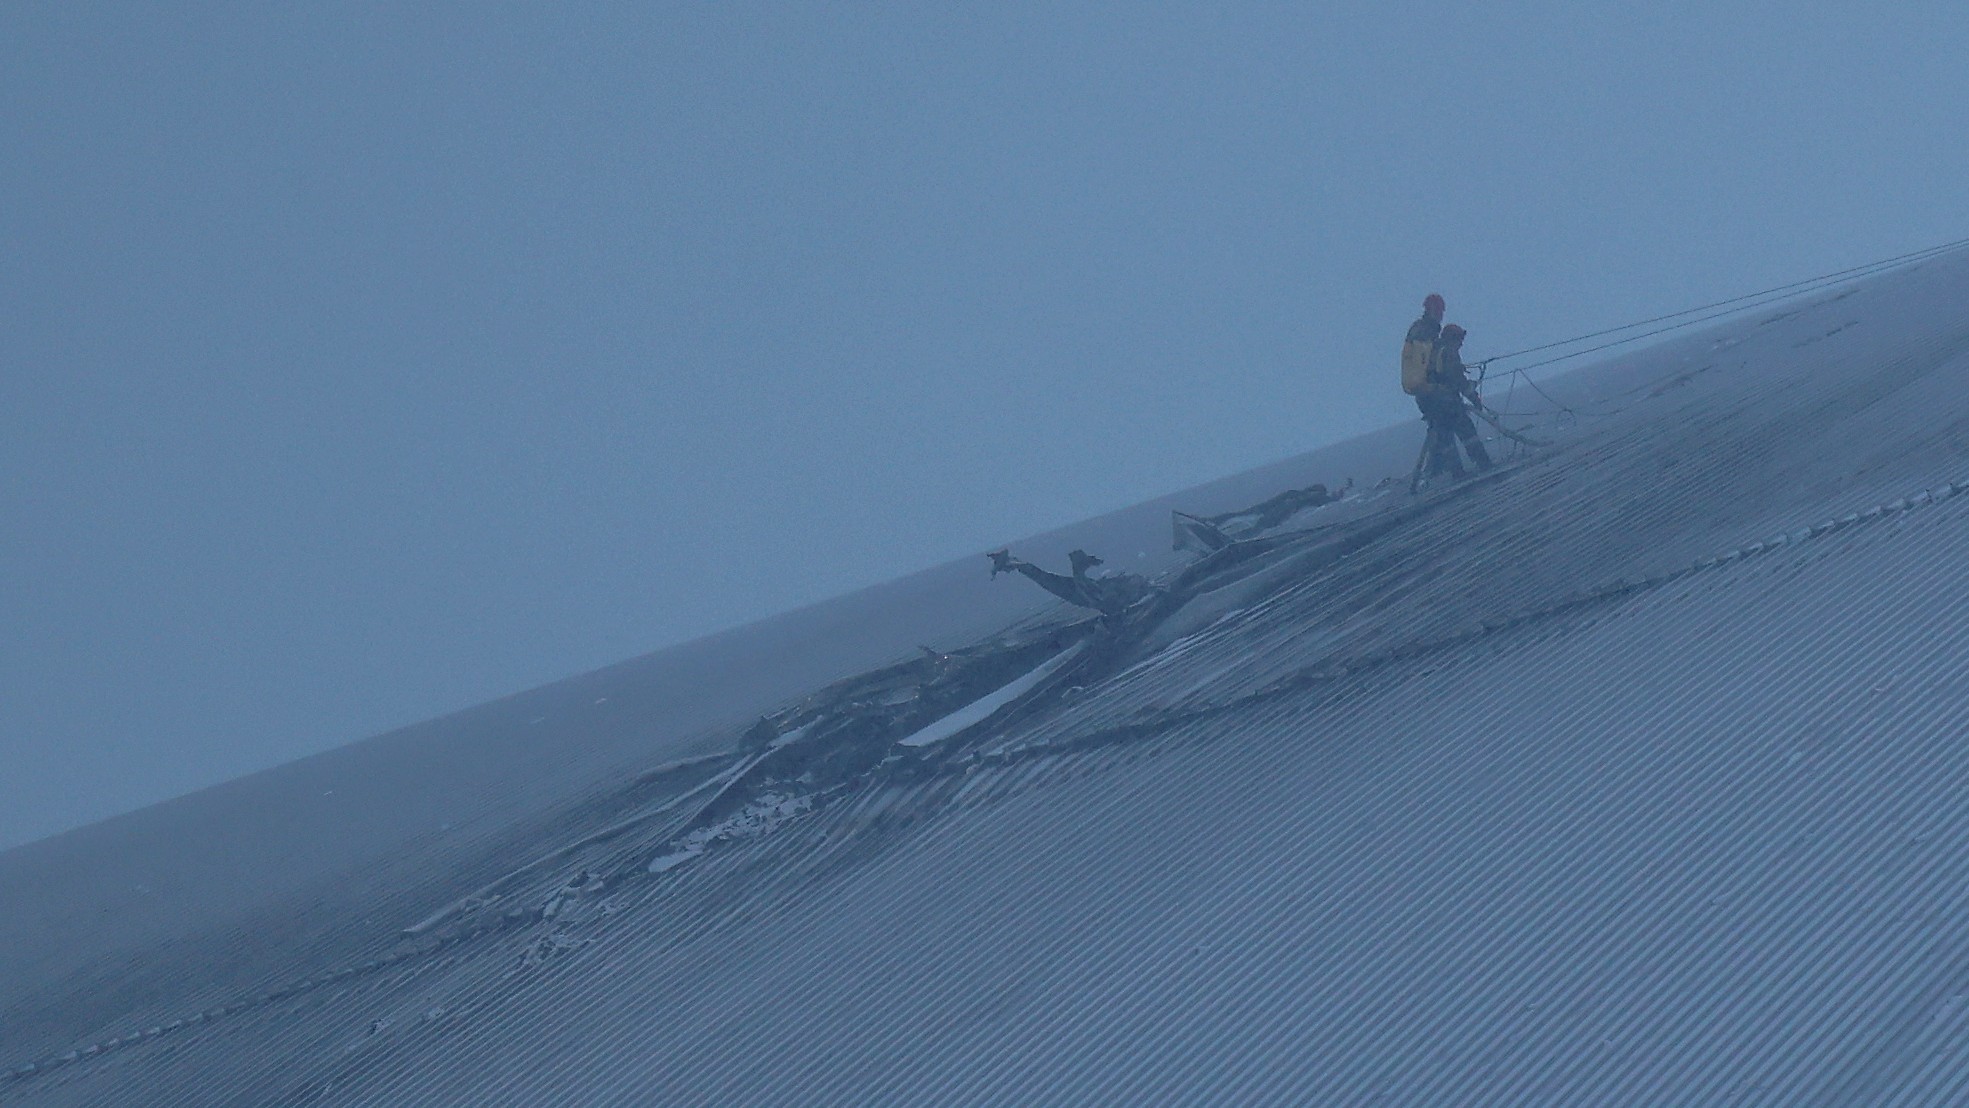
left=1401, top=293, right=1446, bottom=397
left=1419, top=323, right=1492, bottom=479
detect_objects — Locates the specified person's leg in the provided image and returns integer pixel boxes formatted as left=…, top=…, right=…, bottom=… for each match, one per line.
left=1408, top=425, right=1434, bottom=492
left=1454, top=410, right=1492, bottom=470
left=1427, top=415, right=1464, bottom=478
left=1425, top=403, right=1472, bottom=482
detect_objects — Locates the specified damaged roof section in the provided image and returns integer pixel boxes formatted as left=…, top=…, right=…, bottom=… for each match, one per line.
left=9, top=250, right=1969, bottom=1104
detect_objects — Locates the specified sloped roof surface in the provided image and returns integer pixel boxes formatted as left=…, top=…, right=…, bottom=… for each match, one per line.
left=6, top=251, right=1969, bottom=1105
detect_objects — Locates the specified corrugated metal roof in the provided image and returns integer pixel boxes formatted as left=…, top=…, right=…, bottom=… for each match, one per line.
left=8, top=251, right=1969, bottom=1105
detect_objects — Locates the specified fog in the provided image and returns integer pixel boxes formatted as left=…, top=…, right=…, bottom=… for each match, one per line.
left=4, top=2, right=1964, bottom=849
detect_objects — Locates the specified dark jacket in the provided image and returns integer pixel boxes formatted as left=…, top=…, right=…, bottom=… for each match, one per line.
left=1429, top=340, right=1480, bottom=403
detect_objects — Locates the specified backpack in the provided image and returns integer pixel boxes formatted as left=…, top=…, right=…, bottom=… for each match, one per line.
left=1401, top=336, right=1435, bottom=395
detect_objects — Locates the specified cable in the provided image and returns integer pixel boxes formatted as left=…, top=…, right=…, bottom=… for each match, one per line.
left=1484, top=235, right=1969, bottom=364
left=1479, top=235, right=1969, bottom=367
left=1505, top=286, right=1822, bottom=373
left=1453, top=234, right=1967, bottom=448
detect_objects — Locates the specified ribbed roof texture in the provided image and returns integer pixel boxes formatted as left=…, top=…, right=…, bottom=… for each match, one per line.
left=7, top=250, right=1969, bottom=1105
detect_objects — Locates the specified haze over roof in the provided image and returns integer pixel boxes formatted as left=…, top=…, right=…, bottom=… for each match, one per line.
left=10, top=3, right=1967, bottom=855
left=6, top=249, right=1969, bottom=1103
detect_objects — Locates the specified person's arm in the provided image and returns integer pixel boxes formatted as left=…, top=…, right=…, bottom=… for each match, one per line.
left=1448, top=356, right=1483, bottom=407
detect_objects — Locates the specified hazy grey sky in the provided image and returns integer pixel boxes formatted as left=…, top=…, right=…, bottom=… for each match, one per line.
left=4, top=2, right=1963, bottom=850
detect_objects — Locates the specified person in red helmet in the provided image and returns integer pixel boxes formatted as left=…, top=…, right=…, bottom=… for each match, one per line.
left=1401, top=294, right=1446, bottom=397
left=1418, top=323, right=1492, bottom=479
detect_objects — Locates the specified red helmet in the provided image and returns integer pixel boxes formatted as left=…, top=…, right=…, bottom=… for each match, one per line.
left=1423, top=293, right=1446, bottom=315
left=1441, top=323, right=1467, bottom=342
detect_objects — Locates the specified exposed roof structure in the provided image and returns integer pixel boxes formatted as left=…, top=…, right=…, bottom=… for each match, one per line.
left=6, top=250, right=1969, bottom=1104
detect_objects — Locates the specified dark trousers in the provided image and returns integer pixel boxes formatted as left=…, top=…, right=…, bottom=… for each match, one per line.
left=1415, top=393, right=1492, bottom=478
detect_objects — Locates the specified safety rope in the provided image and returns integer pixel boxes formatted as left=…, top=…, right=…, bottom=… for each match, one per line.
left=1497, top=371, right=1523, bottom=460
left=1479, top=235, right=1969, bottom=370
left=1458, top=234, right=1969, bottom=444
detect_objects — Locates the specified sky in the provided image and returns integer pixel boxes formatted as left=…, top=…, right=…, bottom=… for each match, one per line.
left=3, top=2, right=1964, bottom=851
